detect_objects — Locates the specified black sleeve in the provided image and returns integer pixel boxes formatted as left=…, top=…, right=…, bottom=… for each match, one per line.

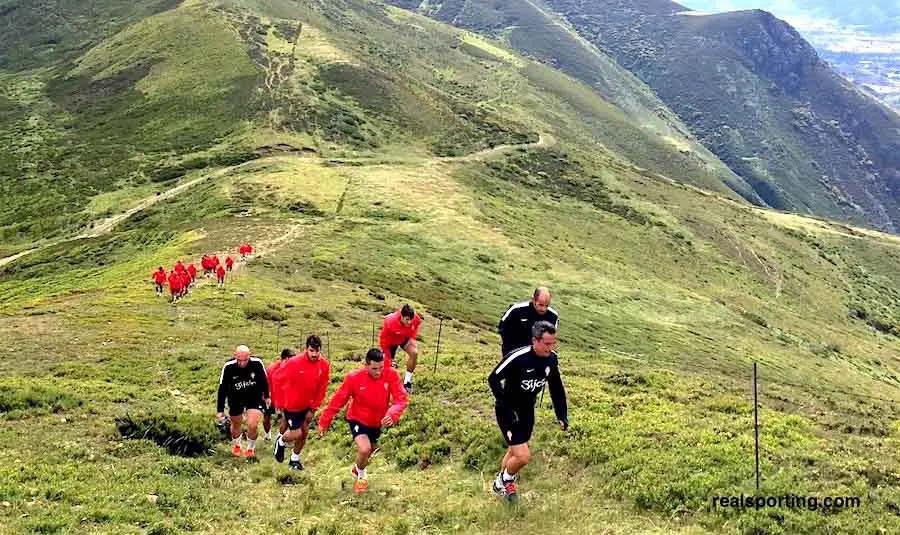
left=256, top=360, right=269, bottom=400
left=217, top=363, right=230, bottom=413
left=548, top=356, right=568, bottom=423
left=498, top=303, right=512, bottom=337
left=488, top=355, right=513, bottom=405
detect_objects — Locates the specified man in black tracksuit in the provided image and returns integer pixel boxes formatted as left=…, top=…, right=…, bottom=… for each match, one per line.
left=216, top=345, right=270, bottom=460
left=497, top=287, right=559, bottom=358
left=488, top=320, right=568, bottom=503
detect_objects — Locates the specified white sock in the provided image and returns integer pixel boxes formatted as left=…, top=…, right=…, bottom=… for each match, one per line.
left=264, top=431, right=271, bottom=439
left=247, top=439, right=256, bottom=450
left=291, top=452, right=300, bottom=462
left=356, top=465, right=367, bottom=480
left=404, top=371, right=413, bottom=384
left=279, top=436, right=292, bottom=447
left=502, top=470, right=515, bottom=482
left=232, top=437, right=241, bottom=447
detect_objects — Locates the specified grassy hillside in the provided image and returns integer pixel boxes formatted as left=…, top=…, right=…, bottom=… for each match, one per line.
left=3, top=1, right=900, bottom=534
left=383, top=0, right=761, bottom=204
left=0, top=0, right=763, bottom=259
left=532, top=0, right=900, bottom=232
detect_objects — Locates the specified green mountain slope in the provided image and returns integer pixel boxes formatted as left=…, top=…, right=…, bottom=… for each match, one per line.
left=0, top=0, right=764, bottom=258
left=385, top=0, right=760, bottom=203
left=536, top=0, right=900, bottom=231
left=2, top=1, right=900, bottom=534
left=396, top=0, right=900, bottom=231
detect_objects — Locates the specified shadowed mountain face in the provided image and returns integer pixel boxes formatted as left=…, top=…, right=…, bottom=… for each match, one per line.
left=389, top=0, right=900, bottom=232
left=540, top=1, right=900, bottom=232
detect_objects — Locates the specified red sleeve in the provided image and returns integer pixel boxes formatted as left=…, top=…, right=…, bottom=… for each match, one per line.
left=411, top=314, right=423, bottom=339
left=266, top=363, right=279, bottom=398
left=312, top=360, right=331, bottom=410
left=317, top=372, right=352, bottom=431
left=378, top=315, right=394, bottom=367
left=378, top=314, right=392, bottom=347
left=385, top=371, right=409, bottom=424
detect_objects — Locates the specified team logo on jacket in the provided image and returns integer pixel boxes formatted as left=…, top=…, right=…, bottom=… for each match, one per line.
left=521, top=379, right=546, bottom=392
left=251, top=373, right=255, bottom=379
left=545, top=366, right=550, bottom=376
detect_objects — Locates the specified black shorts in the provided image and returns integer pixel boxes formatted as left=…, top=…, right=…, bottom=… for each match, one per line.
left=348, top=419, right=382, bottom=444
left=389, top=338, right=410, bottom=366
left=496, top=405, right=535, bottom=446
left=283, top=409, right=311, bottom=430
left=228, top=399, right=265, bottom=417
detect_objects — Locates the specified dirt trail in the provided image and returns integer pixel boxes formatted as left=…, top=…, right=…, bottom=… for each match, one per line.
left=322, top=132, right=554, bottom=166
left=436, top=133, right=554, bottom=163
left=0, top=165, right=246, bottom=271
left=0, top=133, right=554, bottom=270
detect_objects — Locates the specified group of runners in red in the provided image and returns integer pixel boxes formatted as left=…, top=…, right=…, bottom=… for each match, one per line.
left=216, top=288, right=567, bottom=503
left=152, top=244, right=252, bottom=302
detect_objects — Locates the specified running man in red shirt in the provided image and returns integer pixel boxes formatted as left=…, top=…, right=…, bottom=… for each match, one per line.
left=152, top=267, right=166, bottom=297
left=273, top=336, right=330, bottom=470
left=180, top=270, right=191, bottom=297
left=187, top=263, right=197, bottom=286
left=174, top=260, right=185, bottom=274
left=168, top=270, right=182, bottom=303
left=379, top=304, right=422, bottom=393
left=202, top=256, right=212, bottom=278
left=225, top=256, right=234, bottom=272
left=264, top=348, right=295, bottom=441
left=239, top=244, right=248, bottom=259
left=216, top=265, right=226, bottom=288
left=317, top=348, right=408, bottom=493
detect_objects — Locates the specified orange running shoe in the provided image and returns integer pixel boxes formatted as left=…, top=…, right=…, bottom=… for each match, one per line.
left=353, top=478, right=369, bottom=494
left=232, top=444, right=242, bottom=457
left=245, top=448, right=255, bottom=459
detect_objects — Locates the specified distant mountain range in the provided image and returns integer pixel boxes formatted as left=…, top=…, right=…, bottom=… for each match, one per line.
left=685, top=1, right=900, bottom=114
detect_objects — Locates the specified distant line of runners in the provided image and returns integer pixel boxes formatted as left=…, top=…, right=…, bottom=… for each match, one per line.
left=216, top=287, right=567, bottom=502
left=152, top=243, right=253, bottom=303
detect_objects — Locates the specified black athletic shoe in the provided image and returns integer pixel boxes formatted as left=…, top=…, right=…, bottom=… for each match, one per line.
left=404, top=382, right=413, bottom=394
left=273, top=438, right=285, bottom=463
left=491, top=473, right=517, bottom=504
left=491, top=474, right=505, bottom=497
left=288, top=459, right=303, bottom=471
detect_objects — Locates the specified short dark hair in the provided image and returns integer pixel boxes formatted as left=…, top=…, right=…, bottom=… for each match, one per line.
left=306, top=335, right=322, bottom=350
left=280, top=348, right=296, bottom=359
left=365, top=348, right=384, bottom=363
left=532, top=320, right=557, bottom=339
left=400, top=304, right=415, bottom=319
